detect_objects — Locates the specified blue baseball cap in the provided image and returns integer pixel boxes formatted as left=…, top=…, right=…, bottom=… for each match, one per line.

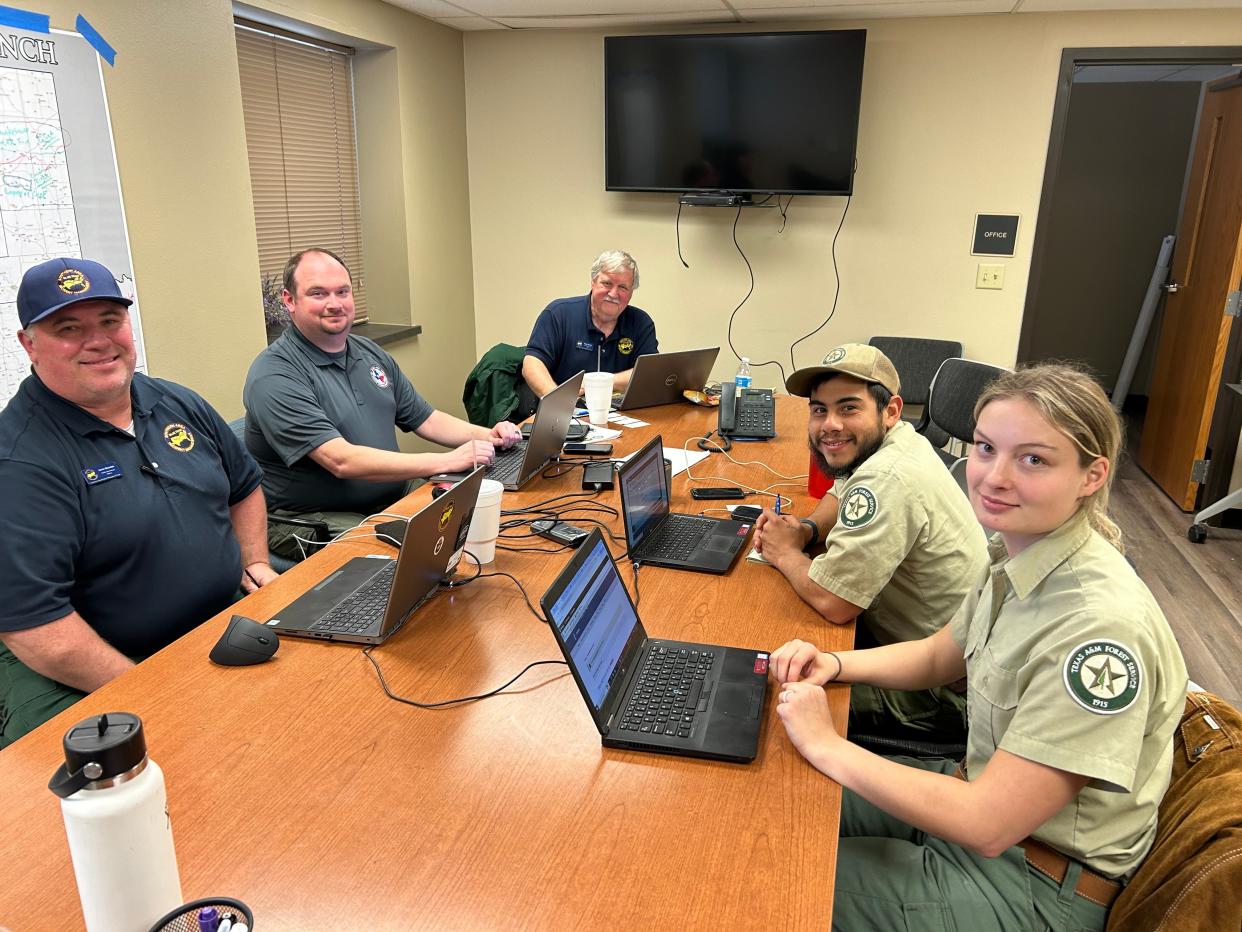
left=17, top=258, right=133, bottom=329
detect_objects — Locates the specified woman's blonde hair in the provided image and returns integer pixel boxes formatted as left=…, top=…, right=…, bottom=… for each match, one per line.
left=974, top=363, right=1125, bottom=552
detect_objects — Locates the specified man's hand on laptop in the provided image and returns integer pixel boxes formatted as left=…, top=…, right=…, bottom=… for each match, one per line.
left=489, top=421, right=522, bottom=448
left=443, top=439, right=497, bottom=473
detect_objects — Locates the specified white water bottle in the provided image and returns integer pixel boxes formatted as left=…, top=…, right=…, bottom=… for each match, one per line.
left=734, top=357, right=752, bottom=395
left=48, top=712, right=183, bottom=932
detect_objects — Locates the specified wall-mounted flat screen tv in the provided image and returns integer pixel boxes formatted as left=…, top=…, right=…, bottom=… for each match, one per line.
left=604, top=30, right=866, bottom=197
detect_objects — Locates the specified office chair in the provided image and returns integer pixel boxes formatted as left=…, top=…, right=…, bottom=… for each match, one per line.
left=925, top=358, right=1010, bottom=467
left=227, top=418, right=326, bottom=573
left=868, top=336, right=963, bottom=450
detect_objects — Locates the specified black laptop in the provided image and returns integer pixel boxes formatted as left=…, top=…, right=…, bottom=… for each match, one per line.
left=613, top=347, right=719, bottom=410
left=617, top=434, right=752, bottom=573
left=265, top=468, right=484, bottom=645
left=435, top=371, right=583, bottom=491
left=541, top=529, right=768, bottom=763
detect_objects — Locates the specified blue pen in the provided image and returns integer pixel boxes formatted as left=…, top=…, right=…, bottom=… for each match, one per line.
left=774, top=494, right=781, bottom=516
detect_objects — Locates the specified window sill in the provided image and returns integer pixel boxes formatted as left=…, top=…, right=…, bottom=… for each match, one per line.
left=351, top=322, right=422, bottom=347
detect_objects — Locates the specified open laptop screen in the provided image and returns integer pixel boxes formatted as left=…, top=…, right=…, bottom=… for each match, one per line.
left=547, top=537, right=641, bottom=709
left=618, top=436, right=669, bottom=549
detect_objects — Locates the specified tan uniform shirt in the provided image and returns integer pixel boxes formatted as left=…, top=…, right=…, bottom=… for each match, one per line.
left=949, top=511, right=1188, bottom=879
left=808, top=420, right=988, bottom=643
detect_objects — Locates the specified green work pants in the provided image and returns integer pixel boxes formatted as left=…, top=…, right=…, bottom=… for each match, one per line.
left=847, top=621, right=968, bottom=744
left=0, top=644, right=85, bottom=749
left=267, top=509, right=367, bottom=562
left=848, top=682, right=968, bottom=742
left=833, top=757, right=1110, bottom=931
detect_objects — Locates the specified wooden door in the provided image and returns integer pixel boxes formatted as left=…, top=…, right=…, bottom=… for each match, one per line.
left=1138, top=75, right=1242, bottom=511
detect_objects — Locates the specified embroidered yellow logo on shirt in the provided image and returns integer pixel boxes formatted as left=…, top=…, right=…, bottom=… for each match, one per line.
left=57, top=268, right=90, bottom=294
left=618, top=337, right=635, bottom=355
left=163, top=423, right=195, bottom=452
left=1063, top=640, right=1141, bottom=715
left=839, top=485, right=877, bottom=529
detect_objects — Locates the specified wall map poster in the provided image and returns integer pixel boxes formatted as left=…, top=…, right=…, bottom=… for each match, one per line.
left=0, top=24, right=141, bottom=409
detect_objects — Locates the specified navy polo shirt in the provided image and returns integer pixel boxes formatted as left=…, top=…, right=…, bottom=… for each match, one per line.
left=244, top=326, right=434, bottom=516
left=525, top=294, right=658, bottom=386
left=0, top=372, right=262, bottom=657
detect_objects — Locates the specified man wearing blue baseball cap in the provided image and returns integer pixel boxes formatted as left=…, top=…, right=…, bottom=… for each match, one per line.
left=0, top=257, right=279, bottom=745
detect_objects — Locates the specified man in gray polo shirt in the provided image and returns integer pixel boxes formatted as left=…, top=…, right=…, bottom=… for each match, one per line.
left=244, top=248, right=521, bottom=560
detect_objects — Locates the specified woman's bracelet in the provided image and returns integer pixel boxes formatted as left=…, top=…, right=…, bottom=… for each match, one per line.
left=825, top=651, right=842, bottom=683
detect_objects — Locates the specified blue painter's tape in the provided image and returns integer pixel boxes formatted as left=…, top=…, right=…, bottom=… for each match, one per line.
left=75, top=14, right=115, bottom=65
left=0, top=5, right=50, bottom=32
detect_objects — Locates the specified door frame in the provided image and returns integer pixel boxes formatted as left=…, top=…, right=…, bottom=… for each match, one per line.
left=1019, top=47, right=1242, bottom=515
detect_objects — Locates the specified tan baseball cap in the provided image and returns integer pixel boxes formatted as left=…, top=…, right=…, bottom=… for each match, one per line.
left=785, top=343, right=901, bottom=398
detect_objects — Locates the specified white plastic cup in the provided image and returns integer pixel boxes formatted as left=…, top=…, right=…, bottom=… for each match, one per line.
left=465, top=479, right=505, bottom=564
left=583, top=371, right=615, bottom=426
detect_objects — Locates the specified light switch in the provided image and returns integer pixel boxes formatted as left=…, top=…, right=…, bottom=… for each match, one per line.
left=976, top=263, right=1005, bottom=290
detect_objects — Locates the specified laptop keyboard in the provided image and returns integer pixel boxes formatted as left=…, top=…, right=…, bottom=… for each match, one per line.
left=310, top=561, right=397, bottom=635
left=640, top=514, right=717, bottom=560
left=486, top=441, right=528, bottom=484
left=618, top=646, right=715, bottom=738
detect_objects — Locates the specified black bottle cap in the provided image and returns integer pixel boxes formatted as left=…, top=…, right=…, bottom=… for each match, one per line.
left=48, top=712, right=147, bottom=799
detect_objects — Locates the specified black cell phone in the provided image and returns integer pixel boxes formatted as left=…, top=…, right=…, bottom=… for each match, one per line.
left=690, top=486, right=746, bottom=500
left=730, top=504, right=762, bottom=522
left=562, top=443, right=613, bottom=455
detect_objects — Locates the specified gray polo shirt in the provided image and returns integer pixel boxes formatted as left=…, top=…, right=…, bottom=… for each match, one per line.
left=243, top=326, right=434, bottom=516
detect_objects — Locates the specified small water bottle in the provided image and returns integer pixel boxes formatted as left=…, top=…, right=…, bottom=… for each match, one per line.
left=734, top=357, right=752, bottom=397
left=48, top=712, right=183, bottom=932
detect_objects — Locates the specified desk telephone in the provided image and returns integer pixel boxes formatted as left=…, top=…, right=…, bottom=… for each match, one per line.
left=718, top=381, right=776, bottom=440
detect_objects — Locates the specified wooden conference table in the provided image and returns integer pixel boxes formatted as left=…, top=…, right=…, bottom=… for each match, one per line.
left=0, top=395, right=852, bottom=931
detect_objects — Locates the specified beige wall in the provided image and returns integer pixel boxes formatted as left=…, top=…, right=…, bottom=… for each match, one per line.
left=33, top=0, right=474, bottom=446
left=464, top=11, right=1242, bottom=391
left=34, top=0, right=263, bottom=415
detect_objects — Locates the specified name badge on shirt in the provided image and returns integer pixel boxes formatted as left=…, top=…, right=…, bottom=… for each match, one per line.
left=82, top=462, right=123, bottom=484
left=575, top=340, right=595, bottom=352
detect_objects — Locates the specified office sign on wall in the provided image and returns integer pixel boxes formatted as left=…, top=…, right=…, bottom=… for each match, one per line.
left=972, top=214, right=1020, bottom=256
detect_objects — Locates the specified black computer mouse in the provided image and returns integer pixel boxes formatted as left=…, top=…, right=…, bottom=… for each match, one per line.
left=209, top=615, right=279, bottom=666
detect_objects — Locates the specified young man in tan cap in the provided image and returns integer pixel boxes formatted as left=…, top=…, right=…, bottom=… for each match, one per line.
left=755, top=342, right=988, bottom=739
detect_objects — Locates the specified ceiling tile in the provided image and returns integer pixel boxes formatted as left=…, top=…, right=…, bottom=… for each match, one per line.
left=461, top=0, right=734, bottom=14
left=493, top=11, right=739, bottom=28
left=384, top=0, right=480, bottom=17
left=737, top=0, right=1010, bottom=17
left=1018, top=0, right=1242, bottom=11
left=436, top=15, right=512, bottom=28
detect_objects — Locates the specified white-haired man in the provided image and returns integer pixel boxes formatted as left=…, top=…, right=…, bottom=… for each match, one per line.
left=522, top=250, right=657, bottom=397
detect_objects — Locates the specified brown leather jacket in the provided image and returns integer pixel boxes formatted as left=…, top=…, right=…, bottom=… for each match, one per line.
left=1107, top=691, right=1242, bottom=932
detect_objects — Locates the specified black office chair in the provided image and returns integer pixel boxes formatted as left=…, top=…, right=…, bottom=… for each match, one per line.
left=924, top=358, right=1010, bottom=467
left=228, top=417, right=326, bottom=572
left=868, top=336, right=962, bottom=450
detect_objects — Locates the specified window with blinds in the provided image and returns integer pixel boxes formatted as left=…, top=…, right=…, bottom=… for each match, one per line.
left=235, top=21, right=368, bottom=323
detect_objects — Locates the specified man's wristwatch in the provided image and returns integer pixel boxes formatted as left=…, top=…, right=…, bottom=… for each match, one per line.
left=799, top=518, right=820, bottom=550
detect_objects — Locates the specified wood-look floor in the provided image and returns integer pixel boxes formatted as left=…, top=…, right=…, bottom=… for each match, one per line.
left=1111, top=450, right=1242, bottom=706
